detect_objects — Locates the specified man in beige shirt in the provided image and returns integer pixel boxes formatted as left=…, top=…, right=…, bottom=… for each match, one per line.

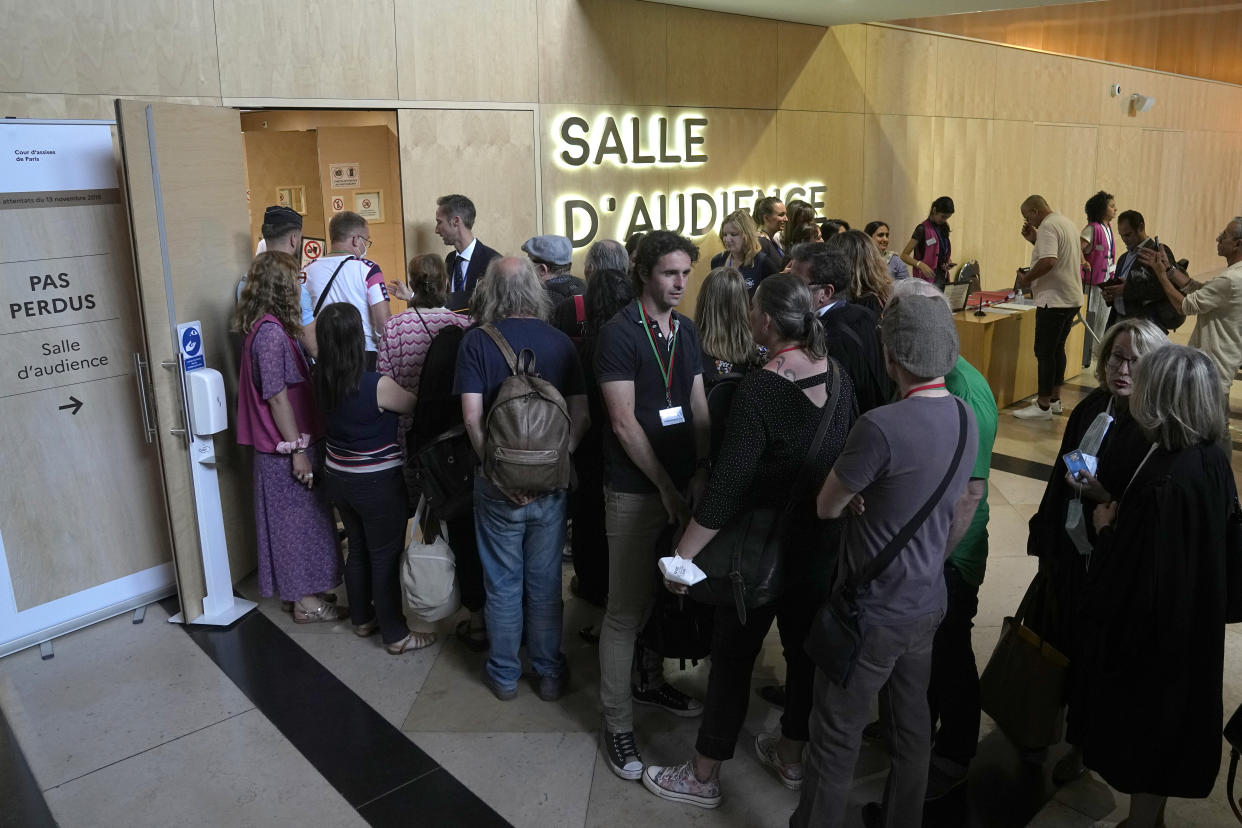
left=1014, top=195, right=1084, bottom=420
left=1149, top=216, right=1242, bottom=454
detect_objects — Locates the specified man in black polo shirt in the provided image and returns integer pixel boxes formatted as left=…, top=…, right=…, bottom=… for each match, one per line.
left=596, top=230, right=711, bottom=781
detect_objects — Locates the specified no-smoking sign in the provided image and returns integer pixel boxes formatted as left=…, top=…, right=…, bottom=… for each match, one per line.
left=361, top=198, right=372, bottom=209
left=301, top=237, right=325, bottom=268
left=331, top=196, right=344, bottom=211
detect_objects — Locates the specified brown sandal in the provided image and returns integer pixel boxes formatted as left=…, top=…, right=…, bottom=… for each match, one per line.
left=386, top=631, right=436, bottom=655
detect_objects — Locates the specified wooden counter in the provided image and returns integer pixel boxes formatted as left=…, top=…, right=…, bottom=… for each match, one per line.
left=954, top=304, right=1085, bottom=408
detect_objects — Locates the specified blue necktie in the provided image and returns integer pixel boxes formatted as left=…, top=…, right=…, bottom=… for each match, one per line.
left=455, top=258, right=467, bottom=293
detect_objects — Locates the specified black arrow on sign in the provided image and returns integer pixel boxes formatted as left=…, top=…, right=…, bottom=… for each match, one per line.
left=59, top=396, right=83, bottom=415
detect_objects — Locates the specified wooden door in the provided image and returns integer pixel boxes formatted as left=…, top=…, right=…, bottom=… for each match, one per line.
left=115, top=101, right=255, bottom=622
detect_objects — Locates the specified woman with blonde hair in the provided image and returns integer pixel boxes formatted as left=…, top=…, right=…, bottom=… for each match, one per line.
left=695, top=266, right=761, bottom=386
left=1027, top=317, right=1169, bottom=784
left=827, top=230, right=892, bottom=316
left=1080, top=344, right=1233, bottom=827
left=234, top=251, right=345, bottom=623
left=710, top=210, right=778, bottom=294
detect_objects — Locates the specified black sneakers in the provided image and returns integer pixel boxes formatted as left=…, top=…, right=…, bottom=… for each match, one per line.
left=602, top=729, right=643, bottom=780
left=632, top=683, right=703, bottom=717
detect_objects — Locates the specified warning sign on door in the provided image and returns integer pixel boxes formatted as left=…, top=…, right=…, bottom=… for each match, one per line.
left=328, top=163, right=359, bottom=188
left=302, top=237, right=324, bottom=266
left=354, top=190, right=383, bottom=222
left=330, top=196, right=344, bottom=212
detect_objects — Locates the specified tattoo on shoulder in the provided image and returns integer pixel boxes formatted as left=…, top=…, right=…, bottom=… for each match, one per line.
left=782, top=368, right=796, bottom=379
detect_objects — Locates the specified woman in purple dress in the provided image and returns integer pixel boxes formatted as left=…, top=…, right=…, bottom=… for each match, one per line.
left=234, top=252, right=345, bottom=623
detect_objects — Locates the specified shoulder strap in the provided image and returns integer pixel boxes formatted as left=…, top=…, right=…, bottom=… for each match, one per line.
left=846, top=398, right=968, bottom=594
left=313, top=256, right=356, bottom=318
left=786, top=357, right=844, bottom=511
left=482, top=323, right=520, bottom=375
left=412, top=306, right=433, bottom=339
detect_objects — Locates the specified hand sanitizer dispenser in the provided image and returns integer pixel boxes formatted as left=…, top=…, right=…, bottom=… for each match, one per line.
left=187, top=368, right=228, bottom=436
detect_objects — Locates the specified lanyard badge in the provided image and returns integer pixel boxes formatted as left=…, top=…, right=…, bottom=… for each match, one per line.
left=638, top=301, right=684, bottom=425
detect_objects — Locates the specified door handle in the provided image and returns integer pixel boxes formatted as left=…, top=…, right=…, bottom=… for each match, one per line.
left=133, top=352, right=157, bottom=444
left=160, top=357, right=193, bottom=441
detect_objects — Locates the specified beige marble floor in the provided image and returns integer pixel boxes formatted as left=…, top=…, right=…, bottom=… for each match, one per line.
left=3, top=362, right=1241, bottom=827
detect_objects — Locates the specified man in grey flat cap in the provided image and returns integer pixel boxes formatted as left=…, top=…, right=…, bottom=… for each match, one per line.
left=795, top=293, right=980, bottom=828
left=523, top=234, right=585, bottom=307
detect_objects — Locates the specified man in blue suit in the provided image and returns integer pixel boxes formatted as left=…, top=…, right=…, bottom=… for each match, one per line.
left=437, top=193, right=500, bottom=311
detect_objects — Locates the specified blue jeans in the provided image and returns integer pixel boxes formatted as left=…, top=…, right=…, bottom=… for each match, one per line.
left=473, top=478, right=568, bottom=689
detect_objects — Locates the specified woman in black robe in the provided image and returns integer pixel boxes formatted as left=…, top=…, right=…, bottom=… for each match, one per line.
left=1026, top=319, right=1168, bottom=781
left=1081, top=344, right=1233, bottom=826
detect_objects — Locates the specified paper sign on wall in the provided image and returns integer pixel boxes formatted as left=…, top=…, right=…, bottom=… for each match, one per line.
left=302, top=237, right=324, bottom=266
left=354, top=191, right=382, bottom=222
left=330, top=196, right=344, bottom=212
left=329, top=163, right=359, bottom=188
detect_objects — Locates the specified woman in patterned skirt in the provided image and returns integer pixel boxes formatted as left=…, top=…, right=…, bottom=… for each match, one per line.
left=234, top=252, right=345, bottom=623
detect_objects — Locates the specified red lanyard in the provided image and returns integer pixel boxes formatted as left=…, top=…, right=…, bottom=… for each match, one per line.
left=770, top=345, right=800, bottom=358
left=638, top=301, right=678, bottom=406
left=904, top=382, right=947, bottom=399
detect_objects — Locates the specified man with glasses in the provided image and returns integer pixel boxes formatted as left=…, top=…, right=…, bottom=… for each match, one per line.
left=304, top=210, right=391, bottom=369
left=789, top=242, right=893, bottom=413
left=1148, top=216, right=1242, bottom=455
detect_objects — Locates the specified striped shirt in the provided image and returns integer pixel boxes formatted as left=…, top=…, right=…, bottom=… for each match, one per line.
left=376, top=306, right=471, bottom=448
left=325, top=373, right=402, bottom=473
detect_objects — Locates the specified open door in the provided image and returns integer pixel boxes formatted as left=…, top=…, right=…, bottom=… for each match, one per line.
left=115, top=100, right=255, bottom=622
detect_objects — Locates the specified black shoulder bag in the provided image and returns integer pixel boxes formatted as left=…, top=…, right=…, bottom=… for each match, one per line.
left=409, top=309, right=476, bottom=520
left=312, top=256, right=356, bottom=318
left=805, top=398, right=968, bottom=688
left=689, top=358, right=844, bottom=624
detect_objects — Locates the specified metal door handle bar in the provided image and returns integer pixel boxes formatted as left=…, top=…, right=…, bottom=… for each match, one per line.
left=132, top=352, right=157, bottom=443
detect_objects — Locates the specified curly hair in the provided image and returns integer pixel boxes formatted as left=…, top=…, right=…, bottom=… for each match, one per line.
left=631, top=230, right=699, bottom=298
left=407, top=253, right=449, bottom=308
left=234, top=251, right=302, bottom=337
left=1085, top=190, right=1114, bottom=224
left=828, top=230, right=892, bottom=308
left=472, top=256, right=551, bottom=326
left=584, top=268, right=632, bottom=338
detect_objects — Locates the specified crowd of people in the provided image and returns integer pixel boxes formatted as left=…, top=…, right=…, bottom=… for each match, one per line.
left=231, top=191, right=1238, bottom=828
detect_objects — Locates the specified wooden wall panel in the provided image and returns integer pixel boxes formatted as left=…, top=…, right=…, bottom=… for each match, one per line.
left=1175, top=131, right=1242, bottom=278
left=776, top=23, right=867, bottom=114
left=1093, top=126, right=1185, bottom=245
left=776, top=111, right=864, bottom=227
left=0, top=0, right=219, bottom=97
left=893, top=0, right=1242, bottom=89
left=537, top=0, right=667, bottom=105
left=980, top=120, right=1036, bottom=288
left=993, top=49, right=1103, bottom=125
left=395, top=0, right=538, bottom=102
left=864, top=27, right=938, bottom=117
left=399, top=109, right=536, bottom=266
left=214, top=0, right=398, bottom=99
left=936, top=39, right=998, bottom=119
left=666, top=7, right=778, bottom=109
left=1028, top=124, right=1098, bottom=223
left=0, top=95, right=222, bottom=121
left=862, top=115, right=937, bottom=246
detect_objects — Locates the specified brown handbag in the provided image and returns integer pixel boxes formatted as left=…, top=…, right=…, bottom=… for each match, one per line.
left=979, top=571, right=1070, bottom=750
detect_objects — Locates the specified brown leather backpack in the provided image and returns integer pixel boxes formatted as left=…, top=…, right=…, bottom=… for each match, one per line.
left=480, top=324, right=572, bottom=498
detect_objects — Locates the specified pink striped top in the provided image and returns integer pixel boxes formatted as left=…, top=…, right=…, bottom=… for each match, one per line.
left=377, top=306, right=471, bottom=447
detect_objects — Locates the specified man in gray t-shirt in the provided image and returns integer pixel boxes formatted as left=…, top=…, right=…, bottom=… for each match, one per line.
left=793, top=294, right=979, bottom=828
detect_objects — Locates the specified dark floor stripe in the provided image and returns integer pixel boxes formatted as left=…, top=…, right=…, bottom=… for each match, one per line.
left=991, top=453, right=1054, bottom=481
left=161, top=596, right=509, bottom=828
left=0, top=702, right=56, bottom=828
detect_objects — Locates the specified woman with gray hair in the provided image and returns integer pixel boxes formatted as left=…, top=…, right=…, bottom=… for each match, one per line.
left=1026, top=317, right=1169, bottom=783
left=1079, top=344, right=1233, bottom=827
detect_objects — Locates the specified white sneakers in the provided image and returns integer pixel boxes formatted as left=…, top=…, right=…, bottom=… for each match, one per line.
left=1014, top=399, right=1062, bottom=420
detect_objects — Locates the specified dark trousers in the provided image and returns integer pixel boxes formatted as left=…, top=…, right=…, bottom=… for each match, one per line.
left=569, top=459, right=609, bottom=602
left=325, top=467, right=408, bottom=645
left=446, top=513, right=486, bottom=613
left=928, top=562, right=981, bottom=768
left=697, top=576, right=827, bottom=760
left=1033, top=306, right=1078, bottom=397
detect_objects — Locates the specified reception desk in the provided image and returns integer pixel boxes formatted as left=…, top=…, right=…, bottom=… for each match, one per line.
left=954, top=304, right=1085, bottom=408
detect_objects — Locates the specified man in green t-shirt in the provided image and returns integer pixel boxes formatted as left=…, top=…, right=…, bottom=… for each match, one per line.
left=928, top=353, right=998, bottom=798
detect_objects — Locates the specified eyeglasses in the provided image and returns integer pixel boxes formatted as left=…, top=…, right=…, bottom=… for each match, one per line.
left=1106, top=352, right=1139, bottom=371
left=355, top=234, right=373, bottom=251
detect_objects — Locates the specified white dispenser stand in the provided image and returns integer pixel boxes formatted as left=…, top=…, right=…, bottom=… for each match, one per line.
left=167, top=320, right=256, bottom=626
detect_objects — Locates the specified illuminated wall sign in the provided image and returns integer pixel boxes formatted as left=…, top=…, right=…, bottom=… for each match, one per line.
left=550, top=112, right=826, bottom=248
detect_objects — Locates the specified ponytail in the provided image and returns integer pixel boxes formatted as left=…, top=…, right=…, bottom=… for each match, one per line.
left=802, top=311, right=827, bottom=360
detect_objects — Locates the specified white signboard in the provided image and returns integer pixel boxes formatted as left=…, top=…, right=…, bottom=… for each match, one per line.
left=354, top=190, right=382, bottom=222
left=328, top=162, right=359, bottom=189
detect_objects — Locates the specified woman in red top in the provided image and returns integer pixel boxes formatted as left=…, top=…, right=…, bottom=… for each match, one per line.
left=901, top=196, right=955, bottom=288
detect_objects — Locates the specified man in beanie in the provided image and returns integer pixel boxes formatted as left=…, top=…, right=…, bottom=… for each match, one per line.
left=236, top=205, right=318, bottom=354
left=523, top=234, right=585, bottom=307
left=793, top=293, right=980, bottom=828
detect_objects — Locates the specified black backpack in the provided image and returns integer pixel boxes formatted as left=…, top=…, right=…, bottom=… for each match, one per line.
left=637, top=525, right=714, bottom=670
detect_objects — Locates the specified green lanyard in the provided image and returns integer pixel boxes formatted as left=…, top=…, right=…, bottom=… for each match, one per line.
left=638, top=300, right=678, bottom=407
